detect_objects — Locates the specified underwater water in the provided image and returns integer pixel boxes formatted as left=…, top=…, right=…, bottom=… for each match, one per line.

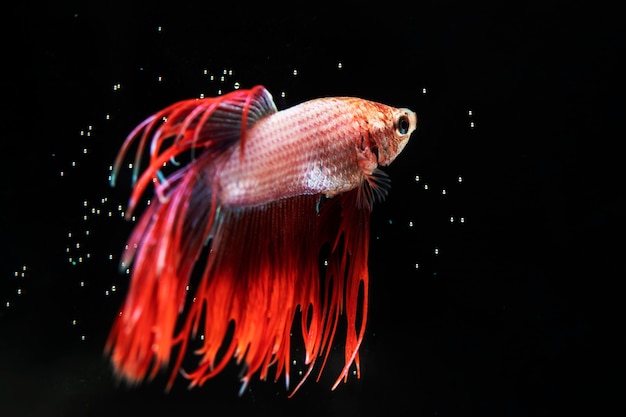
left=2, top=2, right=623, bottom=416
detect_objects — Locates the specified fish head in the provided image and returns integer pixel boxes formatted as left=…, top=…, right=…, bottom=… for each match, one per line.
left=368, top=105, right=417, bottom=166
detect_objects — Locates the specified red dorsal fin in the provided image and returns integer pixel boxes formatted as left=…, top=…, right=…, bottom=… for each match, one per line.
left=110, top=86, right=277, bottom=216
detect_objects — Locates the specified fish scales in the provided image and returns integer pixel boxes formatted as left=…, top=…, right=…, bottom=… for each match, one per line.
left=219, top=97, right=389, bottom=207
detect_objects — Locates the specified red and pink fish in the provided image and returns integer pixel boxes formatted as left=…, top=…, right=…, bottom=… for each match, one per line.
left=106, top=85, right=417, bottom=396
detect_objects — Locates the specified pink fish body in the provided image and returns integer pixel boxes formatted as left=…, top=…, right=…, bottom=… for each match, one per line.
left=106, top=85, right=417, bottom=396
left=218, top=96, right=416, bottom=205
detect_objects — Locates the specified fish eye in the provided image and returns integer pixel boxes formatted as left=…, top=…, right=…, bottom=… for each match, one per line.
left=397, top=114, right=410, bottom=135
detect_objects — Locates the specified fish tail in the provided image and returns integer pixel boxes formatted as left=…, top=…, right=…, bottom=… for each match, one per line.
left=106, top=86, right=277, bottom=386
left=105, top=157, right=220, bottom=386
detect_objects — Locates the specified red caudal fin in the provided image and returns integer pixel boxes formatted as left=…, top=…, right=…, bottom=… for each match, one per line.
left=106, top=86, right=371, bottom=395
left=105, top=86, right=277, bottom=386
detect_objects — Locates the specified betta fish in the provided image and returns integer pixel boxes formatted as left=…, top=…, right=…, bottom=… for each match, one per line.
left=106, top=85, right=417, bottom=396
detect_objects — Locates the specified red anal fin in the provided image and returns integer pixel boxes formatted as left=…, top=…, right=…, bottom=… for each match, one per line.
left=316, top=189, right=370, bottom=391
left=108, top=188, right=372, bottom=395
left=176, top=196, right=323, bottom=394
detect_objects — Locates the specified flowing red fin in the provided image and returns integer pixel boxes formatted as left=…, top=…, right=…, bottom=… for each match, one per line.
left=175, top=192, right=371, bottom=396
left=316, top=189, right=370, bottom=392
left=108, top=188, right=372, bottom=395
left=106, top=86, right=276, bottom=387
left=173, top=197, right=321, bottom=394
left=110, top=86, right=277, bottom=216
left=105, top=154, right=221, bottom=386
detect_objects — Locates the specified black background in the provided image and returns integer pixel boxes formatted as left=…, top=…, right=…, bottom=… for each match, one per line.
left=1, top=1, right=623, bottom=416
